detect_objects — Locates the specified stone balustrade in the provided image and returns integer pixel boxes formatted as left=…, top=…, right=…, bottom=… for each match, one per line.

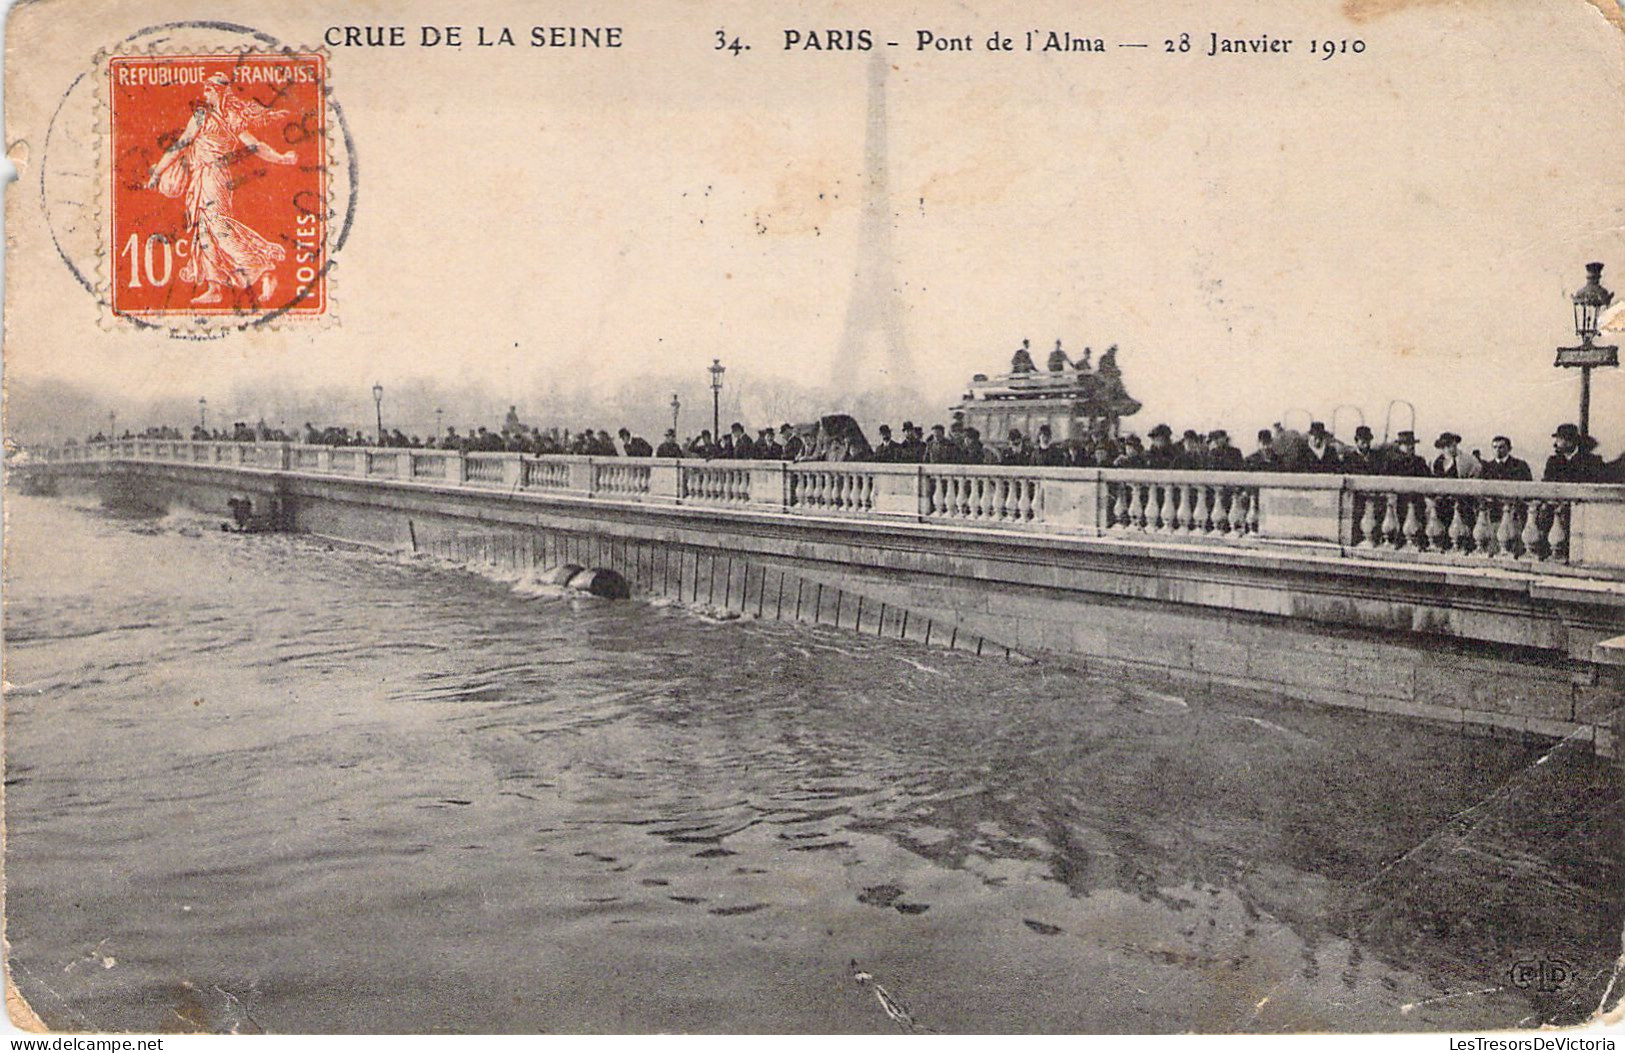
left=35, top=440, right=1625, bottom=578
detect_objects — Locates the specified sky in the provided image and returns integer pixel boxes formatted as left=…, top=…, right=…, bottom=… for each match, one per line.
left=4, top=0, right=1625, bottom=457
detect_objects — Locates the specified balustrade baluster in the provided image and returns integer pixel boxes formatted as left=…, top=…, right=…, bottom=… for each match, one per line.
left=1424, top=496, right=1446, bottom=551
left=1548, top=502, right=1568, bottom=563
left=1245, top=489, right=1261, bottom=536
left=1110, top=484, right=1127, bottom=529
left=1213, top=486, right=1232, bottom=534
left=1449, top=500, right=1472, bottom=554
left=1132, top=484, right=1149, bottom=531
left=1358, top=494, right=1379, bottom=548
left=1402, top=497, right=1424, bottom=550
left=1519, top=501, right=1543, bottom=561
left=1473, top=499, right=1495, bottom=557
left=1154, top=485, right=1172, bottom=533
left=1194, top=485, right=1212, bottom=534
left=1382, top=493, right=1401, bottom=548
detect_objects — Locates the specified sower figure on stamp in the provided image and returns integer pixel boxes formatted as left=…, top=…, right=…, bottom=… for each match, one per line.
left=144, top=73, right=296, bottom=305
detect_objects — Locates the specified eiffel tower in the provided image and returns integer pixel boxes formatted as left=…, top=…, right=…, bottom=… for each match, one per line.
left=831, top=51, right=912, bottom=388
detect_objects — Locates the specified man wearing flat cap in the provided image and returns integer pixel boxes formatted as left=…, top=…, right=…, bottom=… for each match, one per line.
left=1543, top=424, right=1604, bottom=483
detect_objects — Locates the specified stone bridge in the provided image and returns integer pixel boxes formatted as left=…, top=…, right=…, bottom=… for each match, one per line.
left=24, top=439, right=1625, bottom=756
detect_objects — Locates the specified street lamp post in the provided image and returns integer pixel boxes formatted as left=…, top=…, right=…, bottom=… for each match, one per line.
left=1555, top=262, right=1618, bottom=441
left=435, top=407, right=444, bottom=441
left=108, top=411, right=116, bottom=439
left=199, top=397, right=208, bottom=431
left=372, top=382, right=385, bottom=444
left=670, top=393, right=681, bottom=435
left=708, top=359, right=726, bottom=440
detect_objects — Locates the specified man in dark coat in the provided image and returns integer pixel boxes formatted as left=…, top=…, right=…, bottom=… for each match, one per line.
left=1243, top=430, right=1281, bottom=471
left=1174, top=429, right=1209, bottom=470
left=779, top=424, right=804, bottom=462
left=1114, top=434, right=1147, bottom=468
left=924, top=424, right=958, bottom=463
left=1001, top=429, right=1032, bottom=466
left=873, top=425, right=901, bottom=463
left=1379, top=431, right=1430, bottom=477
left=1299, top=422, right=1342, bottom=473
left=728, top=423, right=755, bottom=460
left=1032, top=425, right=1069, bottom=467
left=958, top=427, right=988, bottom=464
left=1479, top=436, right=1531, bottom=481
left=655, top=429, right=683, bottom=458
left=618, top=428, right=653, bottom=457
left=1207, top=430, right=1244, bottom=471
left=1341, top=425, right=1379, bottom=474
left=897, top=422, right=923, bottom=463
left=1143, top=424, right=1178, bottom=469
left=687, top=429, right=717, bottom=459
left=1543, top=423, right=1605, bottom=482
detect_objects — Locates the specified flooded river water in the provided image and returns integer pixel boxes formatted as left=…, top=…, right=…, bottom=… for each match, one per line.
left=3, top=494, right=1619, bottom=1033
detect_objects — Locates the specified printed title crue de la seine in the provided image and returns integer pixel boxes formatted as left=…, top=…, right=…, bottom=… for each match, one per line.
left=321, top=25, right=1368, bottom=59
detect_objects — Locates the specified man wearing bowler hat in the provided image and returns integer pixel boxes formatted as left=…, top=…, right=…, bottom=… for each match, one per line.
left=1380, top=431, right=1430, bottom=478
left=1543, top=424, right=1604, bottom=483
left=1342, top=425, right=1378, bottom=474
left=1300, top=422, right=1342, bottom=473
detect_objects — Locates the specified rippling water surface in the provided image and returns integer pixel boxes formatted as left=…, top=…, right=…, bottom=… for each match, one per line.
left=4, top=494, right=1619, bottom=1033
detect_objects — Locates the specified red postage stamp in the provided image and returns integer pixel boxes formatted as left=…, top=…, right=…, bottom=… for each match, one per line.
left=107, top=53, right=327, bottom=319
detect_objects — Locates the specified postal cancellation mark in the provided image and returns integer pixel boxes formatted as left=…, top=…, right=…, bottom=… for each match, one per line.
left=108, top=53, right=327, bottom=318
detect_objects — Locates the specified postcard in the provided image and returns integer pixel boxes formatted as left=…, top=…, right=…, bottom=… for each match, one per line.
left=4, top=0, right=1623, bottom=1036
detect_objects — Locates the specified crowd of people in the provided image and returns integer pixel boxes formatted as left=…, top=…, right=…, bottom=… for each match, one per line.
left=81, top=409, right=1620, bottom=484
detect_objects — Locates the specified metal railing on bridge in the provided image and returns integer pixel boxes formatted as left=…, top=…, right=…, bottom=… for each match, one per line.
left=36, top=440, right=1625, bottom=579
